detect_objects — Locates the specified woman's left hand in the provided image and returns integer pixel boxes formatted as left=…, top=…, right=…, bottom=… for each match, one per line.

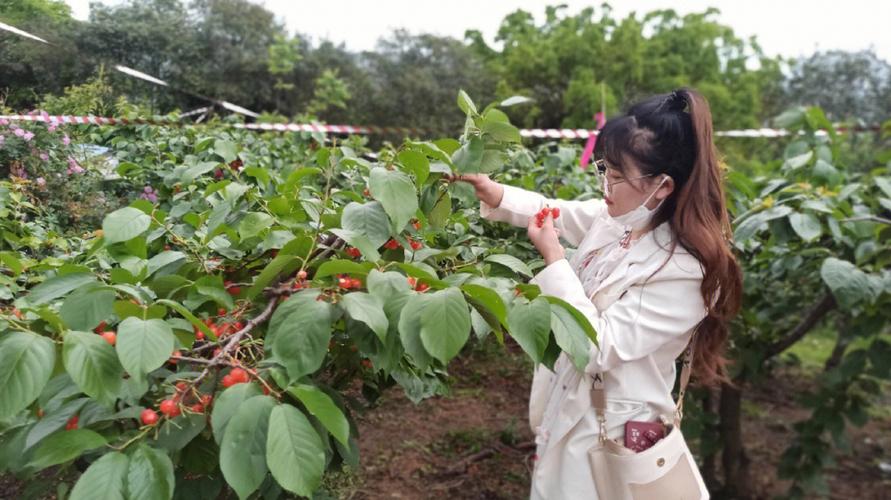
left=527, top=208, right=565, bottom=266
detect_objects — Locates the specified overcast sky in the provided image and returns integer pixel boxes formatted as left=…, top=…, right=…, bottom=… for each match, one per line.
left=64, top=0, right=889, bottom=62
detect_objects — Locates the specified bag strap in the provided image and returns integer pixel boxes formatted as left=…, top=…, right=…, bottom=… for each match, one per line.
left=591, top=334, right=696, bottom=443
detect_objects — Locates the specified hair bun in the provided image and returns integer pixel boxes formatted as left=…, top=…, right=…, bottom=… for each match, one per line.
left=664, top=89, right=688, bottom=112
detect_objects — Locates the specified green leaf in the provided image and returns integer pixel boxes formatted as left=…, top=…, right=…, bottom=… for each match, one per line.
left=288, top=384, right=350, bottom=446
left=481, top=120, right=521, bottom=143
left=874, top=177, right=891, bottom=198
left=214, top=140, right=238, bottom=163
left=506, top=298, right=551, bottom=364
left=116, top=317, right=175, bottom=381
left=27, top=272, right=97, bottom=305
left=398, top=294, right=433, bottom=369
left=485, top=254, right=532, bottom=277
left=267, top=293, right=334, bottom=381
left=820, top=258, right=874, bottom=309
left=127, top=444, right=175, bottom=500
left=451, top=137, right=484, bottom=174
left=237, top=212, right=274, bottom=240
left=266, top=404, right=326, bottom=498
left=60, top=286, right=115, bottom=332
left=156, top=299, right=216, bottom=341
left=543, top=296, right=598, bottom=344
left=69, top=451, right=129, bottom=500
left=427, top=192, right=452, bottom=228
left=0, top=251, right=23, bottom=275
left=461, top=284, right=507, bottom=327
left=397, top=150, right=430, bottom=185
left=789, top=212, right=822, bottom=242
left=146, top=251, right=187, bottom=277
left=29, top=429, right=107, bottom=469
left=330, top=229, right=381, bottom=262
left=103, top=207, right=151, bottom=244
left=500, top=95, right=534, bottom=107
left=211, top=383, right=262, bottom=444
left=0, top=331, right=56, bottom=420
left=315, top=259, right=374, bottom=278
left=369, top=167, right=418, bottom=232
left=154, top=413, right=206, bottom=452
left=63, top=331, right=123, bottom=406
left=220, top=395, right=276, bottom=500
left=550, top=302, right=591, bottom=371
left=341, top=292, right=388, bottom=341
left=419, top=288, right=471, bottom=364
left=457, top=89, right=478, bottom=115
left=341, top=201, right=390, bottom=248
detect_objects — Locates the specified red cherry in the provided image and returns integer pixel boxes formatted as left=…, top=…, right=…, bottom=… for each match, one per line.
left=169, top=350, right=181, bottom=364
left=412, top=221, right=421, bottom=230
left=190, top=403, right=204, bottom=413
left=349, top=278, right=362, bottom=289
left=262, top=385, right=270, bottom=395
left=338, top=277, right=350, bottom=289
left=361, top=359, right=373, bottom=369
left=345, top=247, right=361, bottom=258
left=94, top=321, right=107, bottom=333
left=100, top=331, right=116, bottom=346
left=176, top=381, right=188, bottom=393
left=195, top=330, right=205, bottom=341
left=65, top=415, right=78, bottom=430
left=297, top=270, right=307, bottom=280
left=407, top=277, right=417, bottom=288
left=383, top=239, right=400, bottom=250
left=234, top=321, right=244, bottom=331
left=214, top=168, right=224, bottom=180
left=159, top=399, right=180, bottom=417
left=213, top=347, right=223, bottom=357
left=221, top=374, right=235, bottom=388
left=409, top=239, right=422, bottom=250
left=551, top=207, right=560, bottom=219
left=293, top=281, right=303, bottom=290
left=218, top=308, right=227, bottom=316
left=230, top=368, right=249, bottom=383
left=416, top=283, right=429, bottom=292
left=200, top=394, right=213, bottom=406
left=140, top=409, right=159, bottom=426
left=363, top=188, right=371, bottom=197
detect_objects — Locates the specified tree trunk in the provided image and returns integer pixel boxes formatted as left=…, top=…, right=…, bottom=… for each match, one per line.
left=823, top=315, right=849, bottom=372
left=700, top=387, right=720, bottom=492
left=719, top=381, right=753, bottom=499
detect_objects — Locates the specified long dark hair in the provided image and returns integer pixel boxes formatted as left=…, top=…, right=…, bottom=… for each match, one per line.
left=593, top=88, right=743, bottom=387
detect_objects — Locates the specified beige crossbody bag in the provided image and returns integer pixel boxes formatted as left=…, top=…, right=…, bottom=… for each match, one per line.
left=587, top=339, right=710, bottom=499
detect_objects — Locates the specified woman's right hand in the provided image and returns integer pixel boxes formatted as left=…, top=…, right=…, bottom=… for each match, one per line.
left=446, top=173, right=505, bottom=207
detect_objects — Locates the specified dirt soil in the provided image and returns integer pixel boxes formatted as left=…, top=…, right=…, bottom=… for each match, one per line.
left=346, top=339, right=891, bottom=500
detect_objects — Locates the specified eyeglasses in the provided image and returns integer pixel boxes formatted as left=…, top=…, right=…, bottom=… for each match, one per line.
left=594, top=159, right=655, bottom=195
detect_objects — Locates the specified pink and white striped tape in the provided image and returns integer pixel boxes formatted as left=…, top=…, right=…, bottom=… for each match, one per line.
left=0, top=114, right=879, bottom=139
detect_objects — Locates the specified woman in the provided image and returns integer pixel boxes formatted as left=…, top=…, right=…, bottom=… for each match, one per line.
left=452, top=88, right=742, bottom=499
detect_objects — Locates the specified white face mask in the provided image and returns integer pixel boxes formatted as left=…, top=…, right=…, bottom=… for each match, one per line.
left=608, top=175, right=668, bottom=231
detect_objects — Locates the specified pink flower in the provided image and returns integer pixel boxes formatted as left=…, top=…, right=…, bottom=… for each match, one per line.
left=14, top=128, right=25, bottom=137
left=62, top=134, right=70, bottom=146
left=0, top=119, right=8, bottom=126
left=36, top=177, right=46, bottom=187
left=40, top=152, right=49, bottom=161
left=23, top=131, right=34, bottom=141
left=48, top=124, right=57, bottom=133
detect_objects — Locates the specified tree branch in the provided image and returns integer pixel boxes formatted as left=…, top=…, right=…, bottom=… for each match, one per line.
left=764, top=293, right=836, bottom=359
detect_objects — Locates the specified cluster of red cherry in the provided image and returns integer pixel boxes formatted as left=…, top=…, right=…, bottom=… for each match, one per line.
left=535, top=206, right=561, bottom=227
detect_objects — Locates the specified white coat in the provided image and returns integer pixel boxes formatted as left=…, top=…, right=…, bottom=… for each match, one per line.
left=481, top=184, right=708, bottom=499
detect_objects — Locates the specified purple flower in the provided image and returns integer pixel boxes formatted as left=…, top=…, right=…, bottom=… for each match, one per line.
left=62, top=134, right=70, bottom=146
left=36, top=177, right=46, bottom=187
left=48, top=123, right=57, bottom=133
left=14, top=128, right=25, bottom=137
left=0, top=119, right=8, bottom=126
left=144, top=186, right=153, bottom=194
left=23, top=131, right=34, bottom=141
left=40, top=152, right=49, bottom=161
